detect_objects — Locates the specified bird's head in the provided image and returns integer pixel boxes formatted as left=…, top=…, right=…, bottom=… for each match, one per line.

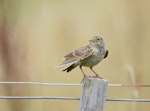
left=89, top=36, right=105, bottom=47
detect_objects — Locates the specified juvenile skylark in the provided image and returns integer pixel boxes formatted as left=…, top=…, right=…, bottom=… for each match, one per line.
left=58, top=36, right=108, bottom=79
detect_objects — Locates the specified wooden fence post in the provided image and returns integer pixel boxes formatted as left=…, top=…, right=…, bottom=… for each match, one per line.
left=79, top=77, right=108, bottom=111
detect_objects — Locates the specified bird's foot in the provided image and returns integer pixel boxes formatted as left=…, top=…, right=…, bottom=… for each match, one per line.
left=95, top=74, right=103, bottom=79
left=80, top=75, right=91, bottom=84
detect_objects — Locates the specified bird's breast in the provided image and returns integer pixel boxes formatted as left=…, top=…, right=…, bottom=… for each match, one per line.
left=80, top=49, right=105, bottom=67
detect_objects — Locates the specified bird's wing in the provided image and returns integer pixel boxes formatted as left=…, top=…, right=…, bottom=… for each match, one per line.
left=104, top=49, right=108, bottom=59
left=59, top=45, right=93, bottom=65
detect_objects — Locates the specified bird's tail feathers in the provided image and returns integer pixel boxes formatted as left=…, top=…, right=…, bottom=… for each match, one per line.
left=62, top=63, right=78, bottom=72
left=57, top=59, right=79, bottom=67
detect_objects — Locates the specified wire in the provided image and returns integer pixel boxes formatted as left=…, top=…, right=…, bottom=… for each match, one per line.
left=0, top=96, right=79, bottom=100
left=0, top=96, right=149, bottom=102
left=0, top=82, right=150, bottom=87
left=0, top=82, right=80, bottom=86
left=106, top=98, right=150, bottom=102
left=0, top=82, right=149, bottom=102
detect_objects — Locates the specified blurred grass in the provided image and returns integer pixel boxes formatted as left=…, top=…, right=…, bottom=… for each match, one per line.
left=0, top=0, right=150, bottom=111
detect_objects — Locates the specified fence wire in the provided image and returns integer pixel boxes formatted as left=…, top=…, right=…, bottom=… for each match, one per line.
left=0, top=96, right=149, bottom=102
left=0, top=81, right=150, bottom=102
left=0, top=82, right=150, bottom=87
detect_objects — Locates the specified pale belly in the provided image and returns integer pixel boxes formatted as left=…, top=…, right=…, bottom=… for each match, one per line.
left=80, top=53, right=104, bottom=67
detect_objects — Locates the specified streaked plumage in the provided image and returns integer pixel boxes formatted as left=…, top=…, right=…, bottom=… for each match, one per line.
left=58, top=36, right=108, bottom=79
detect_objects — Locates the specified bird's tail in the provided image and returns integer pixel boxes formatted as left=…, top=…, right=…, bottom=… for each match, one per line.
left=62, top=63, right=78, bottom=72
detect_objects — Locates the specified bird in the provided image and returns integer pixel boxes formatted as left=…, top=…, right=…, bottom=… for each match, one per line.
left=58, top=36, right=108, bottom=80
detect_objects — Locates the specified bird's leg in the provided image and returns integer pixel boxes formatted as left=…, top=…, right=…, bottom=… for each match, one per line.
left=80, top=66, right=90, bottom=83
left=90, top=67, right=103, bottom=79
left=80, top=66, right=87, bottom=77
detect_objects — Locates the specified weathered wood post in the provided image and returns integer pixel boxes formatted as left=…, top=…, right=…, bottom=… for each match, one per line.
left=79, top=77, right=108, bottom=111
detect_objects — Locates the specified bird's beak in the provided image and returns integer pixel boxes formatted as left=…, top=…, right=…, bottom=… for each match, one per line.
left=89, top=39, right=93, bottom=42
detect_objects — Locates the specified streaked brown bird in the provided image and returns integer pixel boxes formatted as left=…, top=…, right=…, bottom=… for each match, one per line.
left=58, top=36, right=108, bottom=79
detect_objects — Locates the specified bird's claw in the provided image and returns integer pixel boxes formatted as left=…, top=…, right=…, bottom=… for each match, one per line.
left=96, top=75, right=103, bottom=79
left=80, top=75, right=91, bottom=83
